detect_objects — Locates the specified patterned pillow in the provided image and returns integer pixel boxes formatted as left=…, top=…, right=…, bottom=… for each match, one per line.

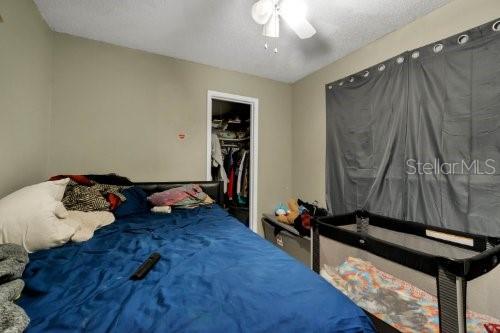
left=62, top=182, right=110, bottom=212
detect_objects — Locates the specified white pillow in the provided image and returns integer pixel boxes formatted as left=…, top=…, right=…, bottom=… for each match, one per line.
left=40, top=178, right=69, bottom=201
left=0, top=179, right=77, bottom=252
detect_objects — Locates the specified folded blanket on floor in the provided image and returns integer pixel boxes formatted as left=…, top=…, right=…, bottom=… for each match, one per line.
left=0, top=244, right=29, bottom=333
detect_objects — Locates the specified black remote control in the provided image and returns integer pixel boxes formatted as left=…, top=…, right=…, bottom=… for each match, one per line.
left=130, top=253, right=161, bottom=280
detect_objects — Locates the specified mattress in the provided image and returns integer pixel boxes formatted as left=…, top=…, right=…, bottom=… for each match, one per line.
left=19, top=205, right=374, bottom=332
left=321, top=257, right=500, bottom=333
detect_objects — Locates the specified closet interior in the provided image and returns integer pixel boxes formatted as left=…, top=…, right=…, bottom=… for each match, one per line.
left=211, top=99, right=251, bottom=227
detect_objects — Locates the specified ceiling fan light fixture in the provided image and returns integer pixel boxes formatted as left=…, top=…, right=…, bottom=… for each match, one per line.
left=251, top=0, right=316, bottom=43
left=263, top=11, right=280, bottom=38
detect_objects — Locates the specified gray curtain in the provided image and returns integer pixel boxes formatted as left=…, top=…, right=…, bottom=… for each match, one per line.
left=326, top=18, right=500, bottom=236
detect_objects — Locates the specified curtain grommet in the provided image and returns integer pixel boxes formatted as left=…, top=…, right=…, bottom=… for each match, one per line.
left=349, top=77, right=355, bottom=83
left=433, top=43, right=444, bottom=53
left=328, top=85, right=333, bottom=90
left=411, top=51, right=420, bottom=59
left=396, top=56, right=404, bottom=64
left=458, top=34, right=469, bottom=45
left=339, top=81, right=344, bottom=86
left=363, top=71, right=370, bottom=77
left=493, top=20, right=500, bottom=32
left=378, top=64, right=386, bottom=72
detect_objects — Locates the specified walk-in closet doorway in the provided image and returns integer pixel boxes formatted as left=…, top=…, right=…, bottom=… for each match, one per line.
left=206, top=91, right=258, bottom=234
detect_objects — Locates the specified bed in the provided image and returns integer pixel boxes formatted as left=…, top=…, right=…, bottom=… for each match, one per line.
left=19, top=181, right=374, bottom=333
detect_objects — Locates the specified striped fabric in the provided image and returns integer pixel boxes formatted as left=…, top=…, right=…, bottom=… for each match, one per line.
left=62, top=181, right=127, bottom=212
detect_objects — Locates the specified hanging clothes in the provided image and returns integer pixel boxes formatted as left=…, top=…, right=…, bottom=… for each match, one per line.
left=237, top=151, right=247, bottom=196
left=227, top=167, right=235, bottom=201
left=211, top=133, right=228, bottom=193
left=211, top=118, right=250, bottom=209
left=242, top=154, right=249, bottom=198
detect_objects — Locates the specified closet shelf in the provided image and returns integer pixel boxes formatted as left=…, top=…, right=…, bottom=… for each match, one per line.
left=227, top=119, right=250, bottom=124
left=219, top=137, right=250, bottom=142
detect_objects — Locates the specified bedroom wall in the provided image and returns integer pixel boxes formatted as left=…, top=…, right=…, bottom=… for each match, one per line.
left=49, top=33, right=292, bottom=233
left=291, top=0, right=500, bottom=207
left=0, top=0, right=53, bottom=198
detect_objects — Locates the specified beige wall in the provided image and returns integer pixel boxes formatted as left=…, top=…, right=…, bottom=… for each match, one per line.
left=4, top=0, right=500, bottom=227
left=0, top=0, right=53, bottom=197
left=291, top=0, right=500, bottom=207
left=49, top=33, right=292, bottom=232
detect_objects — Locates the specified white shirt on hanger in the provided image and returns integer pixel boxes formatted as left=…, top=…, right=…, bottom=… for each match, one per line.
left=237, top=150, right=247, bottom=195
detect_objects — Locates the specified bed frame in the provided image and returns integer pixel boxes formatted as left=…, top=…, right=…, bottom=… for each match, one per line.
left=313, top=211, right=500, bottom=333
left=134, top=181, right=224, bottom=205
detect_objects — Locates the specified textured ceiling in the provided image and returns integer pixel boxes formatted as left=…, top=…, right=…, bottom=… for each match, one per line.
left=34, top=0, right=451, bottom=83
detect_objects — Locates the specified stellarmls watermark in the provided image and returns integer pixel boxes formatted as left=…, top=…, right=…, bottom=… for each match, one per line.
left=406, top=159, right=496, bottom=175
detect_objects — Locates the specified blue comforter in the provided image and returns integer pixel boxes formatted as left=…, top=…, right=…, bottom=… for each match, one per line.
left=19, top=205, right=374, bottom=332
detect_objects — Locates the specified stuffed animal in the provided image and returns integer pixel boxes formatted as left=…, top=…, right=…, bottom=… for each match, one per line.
left=275, top=203, right=289, bottom=224
left=275, top=200, right=301, bottom=225
left=286, top=199, right=300, bottom=225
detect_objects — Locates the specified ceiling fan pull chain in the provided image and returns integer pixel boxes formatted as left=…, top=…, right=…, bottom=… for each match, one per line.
left=274, top=11, right=279, bottom=54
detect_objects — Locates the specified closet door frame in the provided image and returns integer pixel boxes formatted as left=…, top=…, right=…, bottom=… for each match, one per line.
left=207, top=90, right=259, bottom=234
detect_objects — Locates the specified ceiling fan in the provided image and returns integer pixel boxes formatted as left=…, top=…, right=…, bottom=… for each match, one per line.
left=251, top=0, right=316, bottom=40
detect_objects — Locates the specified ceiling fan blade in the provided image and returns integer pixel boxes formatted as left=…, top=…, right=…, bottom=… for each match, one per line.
left=280, top=15, right=316, bottom=39
left=251, top=0, right=274, bottom=25
left=278, top=0, right=316, bottom=39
